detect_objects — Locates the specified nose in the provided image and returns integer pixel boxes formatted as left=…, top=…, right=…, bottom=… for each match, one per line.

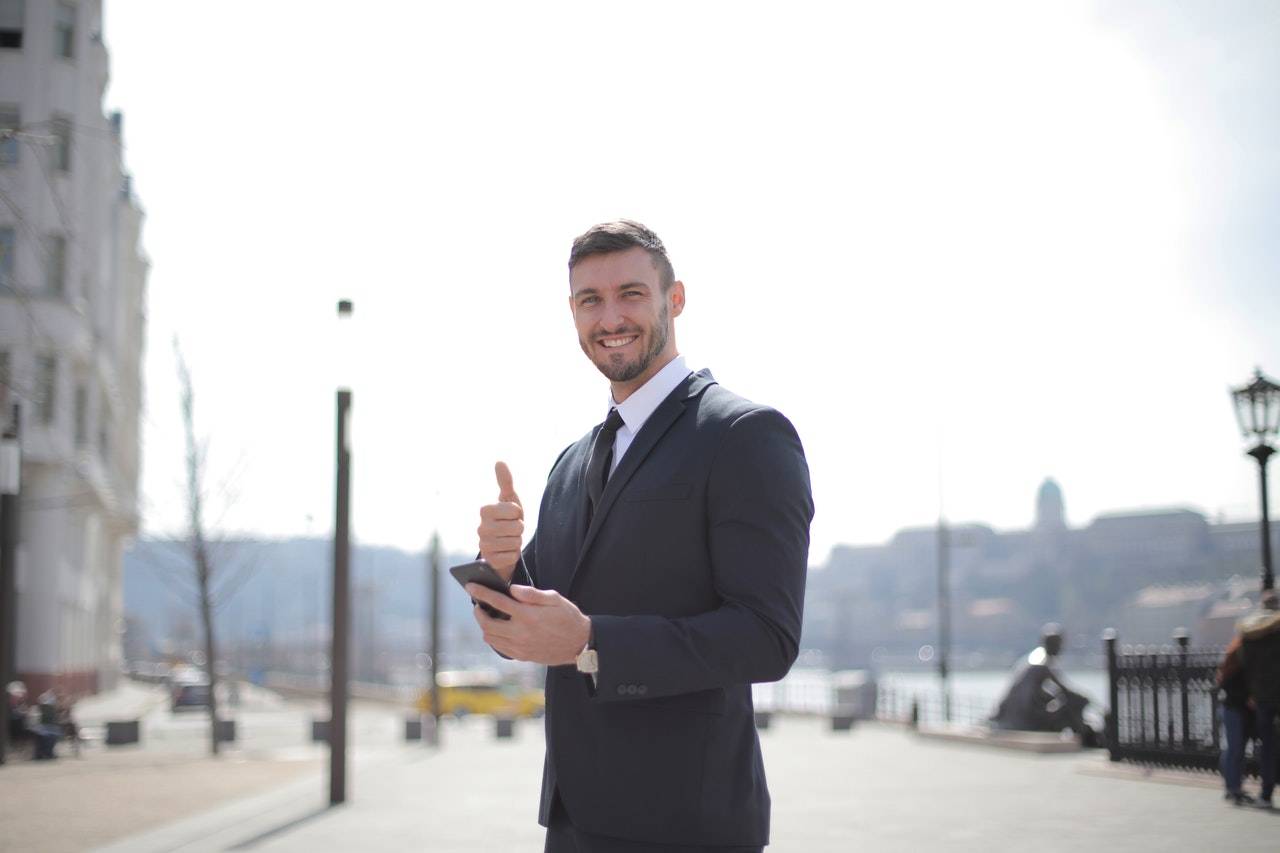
left=599, top=297, right=628, bottom=332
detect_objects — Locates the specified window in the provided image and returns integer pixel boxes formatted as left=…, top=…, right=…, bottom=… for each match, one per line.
left=45, top=234, right=65, bottom=295
left=0, top=0, right=22, bottom=50
left=54, top=2, right=73, bottom=59
left=36, top=354, right=55, bottom=425
left=73, top=382, right=86, bottom=445
left=97, top=390, right=108, bottom=456
left=0, top=104, right=17, bottom=165
left=0, top=227, right=14, bottom=290
left=50, top=116, right=71, bottom=172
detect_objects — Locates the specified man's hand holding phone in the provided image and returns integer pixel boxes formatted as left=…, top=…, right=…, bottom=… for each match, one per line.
left=468, top=582, right=591, bottom=667
left=477, top=461, right=524, bottom=582
left=470, top=460, right=590, bottom=665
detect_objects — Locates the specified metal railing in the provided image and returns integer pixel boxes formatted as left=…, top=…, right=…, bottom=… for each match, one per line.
left=1104, top=630, right=1240, bottom=772
left=875, top=685, right=994, bottom=728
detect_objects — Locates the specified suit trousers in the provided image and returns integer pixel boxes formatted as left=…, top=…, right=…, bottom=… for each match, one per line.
left=544, top=796, right=764, bottom=853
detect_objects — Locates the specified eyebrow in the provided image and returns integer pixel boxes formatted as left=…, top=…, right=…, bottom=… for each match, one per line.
left=572, top=281, right=652, bottom=298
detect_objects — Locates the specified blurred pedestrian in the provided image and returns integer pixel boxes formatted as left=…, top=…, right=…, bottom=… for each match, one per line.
left=32, top=689, right=60, bottom=760
left=1216, top=634, right=1254, bottom=805
left=6, top=681, right=31, bottom=756
left=1241, top=589, right=1280, bottom=810
left=55, top=691, right=81, bottom=758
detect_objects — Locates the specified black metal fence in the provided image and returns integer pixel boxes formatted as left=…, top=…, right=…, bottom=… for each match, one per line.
left=1103, top=630, right=1226, bottom=770
left=876, top=684, right=994, bottom=728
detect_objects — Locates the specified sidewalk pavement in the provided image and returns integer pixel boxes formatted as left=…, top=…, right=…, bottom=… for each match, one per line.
left=86, top=715, right=1278, bottom=853
left=73, top=681, right=171, bottom=728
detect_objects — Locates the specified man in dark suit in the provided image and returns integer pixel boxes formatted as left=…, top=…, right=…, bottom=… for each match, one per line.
left=470, top=220, right=813, bottom=851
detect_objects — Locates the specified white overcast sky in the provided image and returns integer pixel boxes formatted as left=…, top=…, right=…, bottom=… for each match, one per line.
left=101, top=1, right=1280, bottom=565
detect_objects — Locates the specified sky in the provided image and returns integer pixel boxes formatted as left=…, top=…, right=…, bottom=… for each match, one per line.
left=99, top=0, right=1280, bottom=565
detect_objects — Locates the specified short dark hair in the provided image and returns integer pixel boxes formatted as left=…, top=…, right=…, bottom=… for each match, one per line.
left=568, top=219, right=675, bottom=291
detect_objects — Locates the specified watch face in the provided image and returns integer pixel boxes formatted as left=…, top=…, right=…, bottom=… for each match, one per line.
left=576, top=649, right=598, bottom=674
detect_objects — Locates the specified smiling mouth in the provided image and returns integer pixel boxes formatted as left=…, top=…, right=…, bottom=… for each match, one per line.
left=598, top=335, right=639, bottom=349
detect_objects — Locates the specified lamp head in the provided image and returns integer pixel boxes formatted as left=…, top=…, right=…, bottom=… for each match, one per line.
left=1231, top=368, right=1280, bottom=449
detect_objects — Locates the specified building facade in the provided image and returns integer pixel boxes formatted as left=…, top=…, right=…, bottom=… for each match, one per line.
left=807, top=478, right=1278, bottom=667
left=0, top=0, right=147, bottom=696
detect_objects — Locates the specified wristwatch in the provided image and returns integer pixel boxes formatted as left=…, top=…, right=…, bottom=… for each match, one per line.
left=575, top=619, right=598, bottom=675
left=575, top=646, right=598, bottom=675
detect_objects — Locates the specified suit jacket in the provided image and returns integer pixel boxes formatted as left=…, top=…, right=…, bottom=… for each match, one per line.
left=516, top=369, right=813, bottom=847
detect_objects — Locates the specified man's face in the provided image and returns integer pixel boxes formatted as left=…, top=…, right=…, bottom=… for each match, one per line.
left=569, top=247, right=684, bottom=395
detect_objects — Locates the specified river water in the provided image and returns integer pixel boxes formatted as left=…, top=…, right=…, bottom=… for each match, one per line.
left=754, top=667, right=1109, bottom=725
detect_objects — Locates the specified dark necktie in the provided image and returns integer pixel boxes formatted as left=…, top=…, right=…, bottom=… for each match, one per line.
left=586, top=408, right=625, bottom=518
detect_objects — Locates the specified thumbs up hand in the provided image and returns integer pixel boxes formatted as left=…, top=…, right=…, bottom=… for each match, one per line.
left=478, top=461, right=524, bottom=580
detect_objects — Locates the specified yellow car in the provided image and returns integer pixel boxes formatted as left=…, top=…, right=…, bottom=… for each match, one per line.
left=416, top=670, right=545, bottom=718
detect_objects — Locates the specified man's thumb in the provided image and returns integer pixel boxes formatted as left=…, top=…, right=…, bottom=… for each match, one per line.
left=495, top=461, right=520, bottom=505
left=509, top=584, right=552, bottom=605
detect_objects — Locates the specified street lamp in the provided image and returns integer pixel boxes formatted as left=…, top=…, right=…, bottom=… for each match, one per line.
left=330, top=299, right=354, bottom=805
left=1230, top=368, right=1280, bottom=591
left=0, top=404, right=21, bottom=765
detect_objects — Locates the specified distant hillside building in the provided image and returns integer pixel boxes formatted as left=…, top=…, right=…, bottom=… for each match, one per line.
left=0, top=0, right=148, bottom=696
left=808, top=479, right=1276, bottom=666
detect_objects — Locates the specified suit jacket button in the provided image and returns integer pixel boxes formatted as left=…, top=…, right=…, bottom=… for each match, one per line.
left=637, top=685, right=648, bottom=695
left=627, top=684, right=639, bottom=695
left=616, top=685, right=627, bottom=696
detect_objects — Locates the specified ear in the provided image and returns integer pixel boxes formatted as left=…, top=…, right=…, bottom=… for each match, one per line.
left=669, top=280, right=686, bottom=319
left=567, top=293, right=577, bottom=319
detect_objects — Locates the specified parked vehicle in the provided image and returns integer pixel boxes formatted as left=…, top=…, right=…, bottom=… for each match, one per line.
left=169, top=667, right=212, bottom=711
left=416, top=670, right=544, bottom=718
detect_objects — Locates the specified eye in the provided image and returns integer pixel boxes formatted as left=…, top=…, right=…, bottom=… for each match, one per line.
left=580, top=295, right=600, bottom=306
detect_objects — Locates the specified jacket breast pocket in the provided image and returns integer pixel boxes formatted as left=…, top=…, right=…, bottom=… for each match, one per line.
left=623, top=483, right=692, bottom=503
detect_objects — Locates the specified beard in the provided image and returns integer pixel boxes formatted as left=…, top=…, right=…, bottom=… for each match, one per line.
left=583, top=302, right=670, bottom=384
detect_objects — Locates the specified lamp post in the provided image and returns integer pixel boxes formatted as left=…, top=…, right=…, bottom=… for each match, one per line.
left=427, top=531, right=442, bottom=747
left=936, top=517, right=951, bottom=723
left=0, top=404, right=21, bottom=765
left=1230, top=368, right=1280, bottom=592
left=330, top=299, right=354, bottom=805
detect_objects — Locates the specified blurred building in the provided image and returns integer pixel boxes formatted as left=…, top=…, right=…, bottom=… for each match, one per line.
left=0, top=0, right=148, bottom=696
left=808, top=478, right=1278, bottom=666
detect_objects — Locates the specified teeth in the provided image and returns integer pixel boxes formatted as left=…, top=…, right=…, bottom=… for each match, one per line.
left=601, top=337, right=637, bottom=349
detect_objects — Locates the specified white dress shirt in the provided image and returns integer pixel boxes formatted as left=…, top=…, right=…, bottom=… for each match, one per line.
left=606, top=355, right=692, bottom=475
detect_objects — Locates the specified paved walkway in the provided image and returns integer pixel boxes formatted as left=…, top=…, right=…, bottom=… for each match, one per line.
left=72, top=714, right=1277, bottom=853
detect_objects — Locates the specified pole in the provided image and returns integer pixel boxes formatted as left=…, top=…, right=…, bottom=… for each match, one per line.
left=0, top=404, right=20, bottom=765
left=1103, top=629, right=1120, bottom=762
left=1174, top=629, right=1190, bottom=753
left=937, top=517, right=951, bottom=723
left=329, top=388, right=352, bottom=805
left=428, top=531, right=442, bottom=747
left=1251, top=445, right=1275, bottom=591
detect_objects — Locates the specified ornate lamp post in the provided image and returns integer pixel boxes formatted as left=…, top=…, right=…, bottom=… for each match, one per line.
left=1231, top=368, right=1280, bottom=591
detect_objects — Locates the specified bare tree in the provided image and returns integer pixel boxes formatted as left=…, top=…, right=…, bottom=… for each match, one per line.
left=172, top=338, right=260, bottom=757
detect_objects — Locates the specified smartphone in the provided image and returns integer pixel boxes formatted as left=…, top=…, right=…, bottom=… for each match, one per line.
left=449, top=560, right=514, bottom=621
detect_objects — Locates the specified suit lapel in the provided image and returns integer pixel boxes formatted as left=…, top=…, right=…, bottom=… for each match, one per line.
left=568, top=369, right=716, bottom=591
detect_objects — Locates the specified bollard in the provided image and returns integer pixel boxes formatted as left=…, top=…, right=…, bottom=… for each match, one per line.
left=215, top=719, right=236, bottom=743
left=105, top=720, right=140, bottom=746
left=754, top=711, right=773, bottom=730
left=405, top=716, right=423, bottom=742
left=311, top=719, right=330, bottom=743
left=909, top=698, right=919, bottom=730
left=831, top=714, right=855, bottom=732
left=495, top=717, right=515, bottom=739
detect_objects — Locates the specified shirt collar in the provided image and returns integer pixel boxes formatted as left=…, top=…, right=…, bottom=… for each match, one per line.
left=608, top=355, right=691, bottom=434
